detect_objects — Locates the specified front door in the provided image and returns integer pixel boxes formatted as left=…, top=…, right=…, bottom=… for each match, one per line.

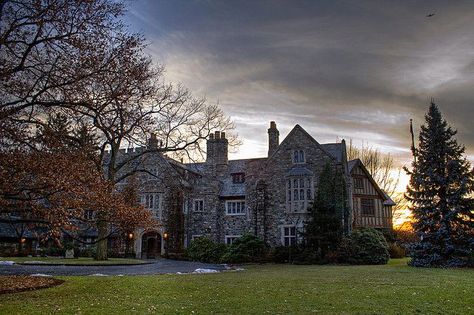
left=141, top=231, right=161, bottom=259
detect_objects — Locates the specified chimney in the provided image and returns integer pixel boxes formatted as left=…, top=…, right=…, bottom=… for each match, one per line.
left=268, top=121, right=279, bottom=157
left=147, top=133, right=158, bottom=150
left=206, top=130, right=228, bottom=166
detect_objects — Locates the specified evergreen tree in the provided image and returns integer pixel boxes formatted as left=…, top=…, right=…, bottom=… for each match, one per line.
left=406, top=102, right=474, bottom=267
left=304, top=163, right=347, bottom=259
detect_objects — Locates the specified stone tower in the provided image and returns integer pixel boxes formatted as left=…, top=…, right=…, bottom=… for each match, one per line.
left=267, top=121, right=279, bottom=157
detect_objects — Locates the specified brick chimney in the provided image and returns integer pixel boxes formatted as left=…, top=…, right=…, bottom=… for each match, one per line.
left=268, top=121, right=279, bottom=157
left=147, top=133, right=159, bottom=150
left=206, top=131, right=228, bottom=165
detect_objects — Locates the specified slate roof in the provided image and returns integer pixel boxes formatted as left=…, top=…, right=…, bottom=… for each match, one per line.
left=219, top=158, right=266, bottom=197
left=287, top=166, right=313, bottom=176
left=0, top=222, right=35, bottom=239
left=321, top=143, right=344, bottom=163
left=347, top=159, right=358, bottom=172
left=383, top=192, right=397, bottom=206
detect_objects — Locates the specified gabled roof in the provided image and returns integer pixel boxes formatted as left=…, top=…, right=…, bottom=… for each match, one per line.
left=321, top=143, right=344, bottom=163
left=269, top=124, right=338, bottom=163
left=348, top=159, right=358, bottom=172
left=348, top=158, right=396, bottom=206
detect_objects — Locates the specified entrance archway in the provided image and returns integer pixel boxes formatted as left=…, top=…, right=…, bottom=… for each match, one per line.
left=141, top=231, right=161, bottom=259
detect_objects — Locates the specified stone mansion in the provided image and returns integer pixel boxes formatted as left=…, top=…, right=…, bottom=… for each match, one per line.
left=114, top=122, right=394, bottom=259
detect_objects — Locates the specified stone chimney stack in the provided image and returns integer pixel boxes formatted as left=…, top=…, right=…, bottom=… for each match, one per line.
left=206, top=130, right=228, bottom=166
left=147, top=133, right=159, bottom=150
left=268, top=121, right=279, bottom=157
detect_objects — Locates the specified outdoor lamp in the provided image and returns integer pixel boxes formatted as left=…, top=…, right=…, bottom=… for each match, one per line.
left=128, top=233, right=133, bottom=239
left=163, top=232, right=169, bottom=240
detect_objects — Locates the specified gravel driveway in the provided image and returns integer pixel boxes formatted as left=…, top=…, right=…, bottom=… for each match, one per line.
left=0, top=259, right=227, bottom=276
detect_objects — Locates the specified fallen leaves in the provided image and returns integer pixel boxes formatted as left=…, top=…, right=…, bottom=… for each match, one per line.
left=0, top=276, right=64, bottom=294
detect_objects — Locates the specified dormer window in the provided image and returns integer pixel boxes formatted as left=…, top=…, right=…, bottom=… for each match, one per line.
left=292, top=150, right=305, bottom=164
left=232, top=172, right=245, bottom=184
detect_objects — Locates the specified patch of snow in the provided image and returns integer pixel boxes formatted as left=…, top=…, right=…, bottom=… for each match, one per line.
left=0, top=261, right=15, bottom=265
left=89, top=273, right=108, bottom=276
left=192, top=268, right=219, bottom=274
left=30, top=273, right=52, bottom=277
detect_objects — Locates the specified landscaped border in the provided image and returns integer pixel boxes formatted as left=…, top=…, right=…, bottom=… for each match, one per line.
left=0, top=276, right=64, bottom=295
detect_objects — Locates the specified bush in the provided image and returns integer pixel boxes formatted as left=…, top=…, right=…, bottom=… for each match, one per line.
left=270, top=246, right=321, bottom=264
left=388, top=243, right=406, bottom=258
left=44, top=246, right=64, bottom=257
left=78, top=247, right=96, bottom=258
left=220, top=234, right=268, bottom=263
left=271, top=246, right=297, bottom=263
left=186, top=237, right=227, bottom=263
left=337, top=228, right=390, bottom=265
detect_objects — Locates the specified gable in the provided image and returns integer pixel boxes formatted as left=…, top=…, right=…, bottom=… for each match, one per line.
left=268, top=125, right=337, bottom=164
left=350, top=159, right=389, bottom=201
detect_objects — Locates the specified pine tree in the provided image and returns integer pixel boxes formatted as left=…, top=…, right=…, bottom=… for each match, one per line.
left=304, top=163, right=347, bottom=259
left=406, top=102, right=474, bottom=267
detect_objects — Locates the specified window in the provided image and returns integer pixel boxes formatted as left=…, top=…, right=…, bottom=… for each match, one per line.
left=231, top=173, right=245, bottom=184
left=193, top=199, right=204, bottom=212
left=361, top=198, right=375, bottom=216
left=141, top=193, right=162, bottom=218
left=226, top=200, right=246, bottom=215
left=354, top=177, right=364, bottom=189
left=286, top=176, right=313, bottom=212
left=191, top=235, right=203, bottom=241
left=84, top=210, right=94, bottom=220
left=225, top=235, right=241, bottom=245
left=282, top=226, right=296, bottom=246
left=292, top=150, right=305, bottom=164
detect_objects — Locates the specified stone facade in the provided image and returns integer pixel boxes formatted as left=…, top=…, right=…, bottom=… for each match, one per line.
left=112, top=122, right=394, bottom=258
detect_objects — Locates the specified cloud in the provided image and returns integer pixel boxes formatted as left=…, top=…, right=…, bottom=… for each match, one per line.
left=125, top=0, right=474, bottom=162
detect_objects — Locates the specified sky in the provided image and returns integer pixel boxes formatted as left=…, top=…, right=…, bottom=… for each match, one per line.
left=125, top=0, right=474, bottom=189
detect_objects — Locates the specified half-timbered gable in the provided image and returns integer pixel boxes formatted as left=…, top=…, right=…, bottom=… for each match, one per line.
left=348, top=159, right=394, bottom=231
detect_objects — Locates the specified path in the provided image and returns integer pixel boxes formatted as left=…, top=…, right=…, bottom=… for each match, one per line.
left=0, top=259, right=227, bottom=276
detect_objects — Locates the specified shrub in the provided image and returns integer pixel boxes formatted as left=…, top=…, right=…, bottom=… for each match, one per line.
left=186, top=237, right=227, bottom=263
left=221, top=234, right=268, bottom=263
left=338, top=228, right=390, bottom=265
left=78, top=247, right=96, bottom=258
left=388, top=243, right=406, bottom=258
left=270, top=246, right=322, bottom=264
left=271, top=246, right=297, bottom=263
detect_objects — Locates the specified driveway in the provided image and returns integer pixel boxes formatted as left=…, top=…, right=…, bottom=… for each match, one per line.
left=0, top=259, right=227, bottom=276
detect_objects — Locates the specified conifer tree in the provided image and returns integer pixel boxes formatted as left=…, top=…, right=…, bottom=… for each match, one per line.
left=406, top=102, right=474, bottom=267
left=304, top=163, right=347, bottom=259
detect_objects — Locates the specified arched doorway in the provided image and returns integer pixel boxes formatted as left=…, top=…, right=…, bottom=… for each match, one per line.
left=141, top=231, right=161, bottom=259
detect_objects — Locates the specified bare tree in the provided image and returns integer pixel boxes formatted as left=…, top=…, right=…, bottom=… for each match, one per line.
left=347, top=140, right=400, bottom=197
left=1, top=0, right=238, bottom=259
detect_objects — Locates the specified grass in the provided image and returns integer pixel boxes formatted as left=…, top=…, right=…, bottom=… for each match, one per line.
left=1, top=257, right=146, bottom=265
left=1, top=259, right=473, bottom=314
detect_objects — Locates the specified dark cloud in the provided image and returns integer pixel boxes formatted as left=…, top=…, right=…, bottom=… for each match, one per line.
left=126, top=0, right=474, bottom=162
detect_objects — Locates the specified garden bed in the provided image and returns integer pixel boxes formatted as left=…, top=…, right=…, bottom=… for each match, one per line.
left=0, top=276, right=64, bottom=295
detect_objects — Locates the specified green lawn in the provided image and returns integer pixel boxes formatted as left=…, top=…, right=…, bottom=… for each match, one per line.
left=1, top=257, right=145, bottom=265
left=1, top=259, right=473, bottom=314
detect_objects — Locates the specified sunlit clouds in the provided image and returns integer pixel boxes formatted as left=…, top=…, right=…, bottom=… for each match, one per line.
left=125, top=0, right=474, bottom=191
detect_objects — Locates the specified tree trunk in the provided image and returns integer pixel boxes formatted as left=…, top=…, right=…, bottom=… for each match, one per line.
left=18, top=239, right=23, bottom=256
left=95, top=220, right=108, bottom=260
